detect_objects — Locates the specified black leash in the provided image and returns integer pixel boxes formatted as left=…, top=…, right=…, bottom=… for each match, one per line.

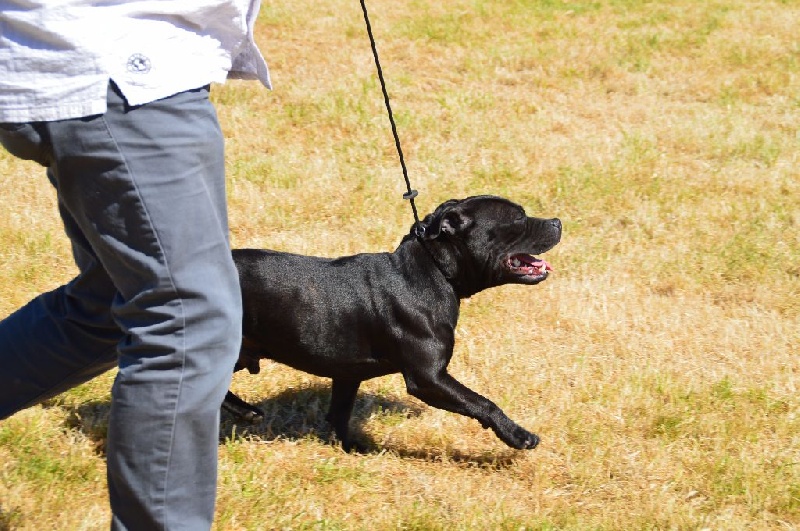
left=359, top=0, right=424, bottom=236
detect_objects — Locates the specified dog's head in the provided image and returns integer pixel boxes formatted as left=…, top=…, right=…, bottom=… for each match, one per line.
left=404, top=195, right=562, bottom=295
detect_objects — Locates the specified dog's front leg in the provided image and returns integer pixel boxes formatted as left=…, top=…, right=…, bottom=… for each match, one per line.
left=327, top=378, right=362, bottom=452
left=402, top=369, right=539, bottom=450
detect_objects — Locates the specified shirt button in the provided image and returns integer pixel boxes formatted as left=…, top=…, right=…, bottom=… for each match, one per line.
left=126, top=54, right=151, bottom=74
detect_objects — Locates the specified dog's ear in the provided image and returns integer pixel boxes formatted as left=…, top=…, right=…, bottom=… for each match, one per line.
left=421, top=202, right=472, bottom=240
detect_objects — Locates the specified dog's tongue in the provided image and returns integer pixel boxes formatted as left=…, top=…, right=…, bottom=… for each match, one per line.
left=511, top=254, right=553, bottom=274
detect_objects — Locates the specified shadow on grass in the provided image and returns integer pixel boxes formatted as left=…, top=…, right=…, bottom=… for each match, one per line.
left=53, top=383, right=520, bottom=467
left=219, top=382, right=423, bottom=451
left=387, top=446, right=520, bottom=470
left=220, top=383, right=522, bottom=468
left=53, top=383, right=417, bottom=455
left=0, top=504, right=22, bottom=531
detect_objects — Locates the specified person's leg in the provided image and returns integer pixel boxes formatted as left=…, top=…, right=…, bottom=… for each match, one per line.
left=0, top=251, right=122, bottom=415
left=1, top=83, right=242, bottom=529
left=0, top=128, right=122, bottom=417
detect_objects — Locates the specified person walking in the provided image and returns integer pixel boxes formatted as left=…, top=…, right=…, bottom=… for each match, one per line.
left=0, top=1, right=271, bottom=528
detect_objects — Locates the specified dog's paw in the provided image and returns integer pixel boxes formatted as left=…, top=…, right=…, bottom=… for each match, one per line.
left=240, top=409, right=265, bottom=424
left=502, top=426, right=540, bottom=450
left=341, top=439, right=369, bottom=454
left=227, top=405, right=264, bottom=424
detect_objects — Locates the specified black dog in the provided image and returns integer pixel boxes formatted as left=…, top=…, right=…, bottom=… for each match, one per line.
left=224, top=195, right=561, bottom=451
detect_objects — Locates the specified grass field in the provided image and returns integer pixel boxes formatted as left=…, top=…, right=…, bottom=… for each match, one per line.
left=1, top=0, right=799, bottom=529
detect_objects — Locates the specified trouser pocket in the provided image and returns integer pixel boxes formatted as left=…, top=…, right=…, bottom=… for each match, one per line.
left=0, top=122, right=51, bottom=166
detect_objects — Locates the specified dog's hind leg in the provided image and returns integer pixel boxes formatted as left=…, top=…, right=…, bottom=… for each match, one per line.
left=222, top=390, right=265, bottom=423
left=326, top=378, right=361, bottom=452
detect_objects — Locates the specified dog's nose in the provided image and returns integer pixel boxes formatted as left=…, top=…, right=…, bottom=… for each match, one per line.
left=549, top=218, right=562, bottom=231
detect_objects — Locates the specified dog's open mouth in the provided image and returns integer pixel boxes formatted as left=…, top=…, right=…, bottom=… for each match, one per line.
left=505, top=254, right=552, bottom=281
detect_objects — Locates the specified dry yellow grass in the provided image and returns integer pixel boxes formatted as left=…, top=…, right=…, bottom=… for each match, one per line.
left=2, top=0, right=799, bottom=529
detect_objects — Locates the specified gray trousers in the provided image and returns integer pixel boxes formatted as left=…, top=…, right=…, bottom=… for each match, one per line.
left=0, top=83, right=242, bottom=530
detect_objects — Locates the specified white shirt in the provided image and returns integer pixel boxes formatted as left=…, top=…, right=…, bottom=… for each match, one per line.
left=0, top=0, right=271, bottom=123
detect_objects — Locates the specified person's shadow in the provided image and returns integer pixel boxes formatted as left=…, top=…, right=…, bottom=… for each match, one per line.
left=55, top=384, right=520, bottom=468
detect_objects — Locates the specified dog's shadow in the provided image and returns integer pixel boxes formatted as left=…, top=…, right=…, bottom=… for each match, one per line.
left=218, top=383, right=422, bottom=449
left=58, top=384, right=519, bottom=468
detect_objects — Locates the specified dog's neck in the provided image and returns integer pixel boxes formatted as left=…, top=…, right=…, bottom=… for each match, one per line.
left=407, top=237, right=483, bottom=299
